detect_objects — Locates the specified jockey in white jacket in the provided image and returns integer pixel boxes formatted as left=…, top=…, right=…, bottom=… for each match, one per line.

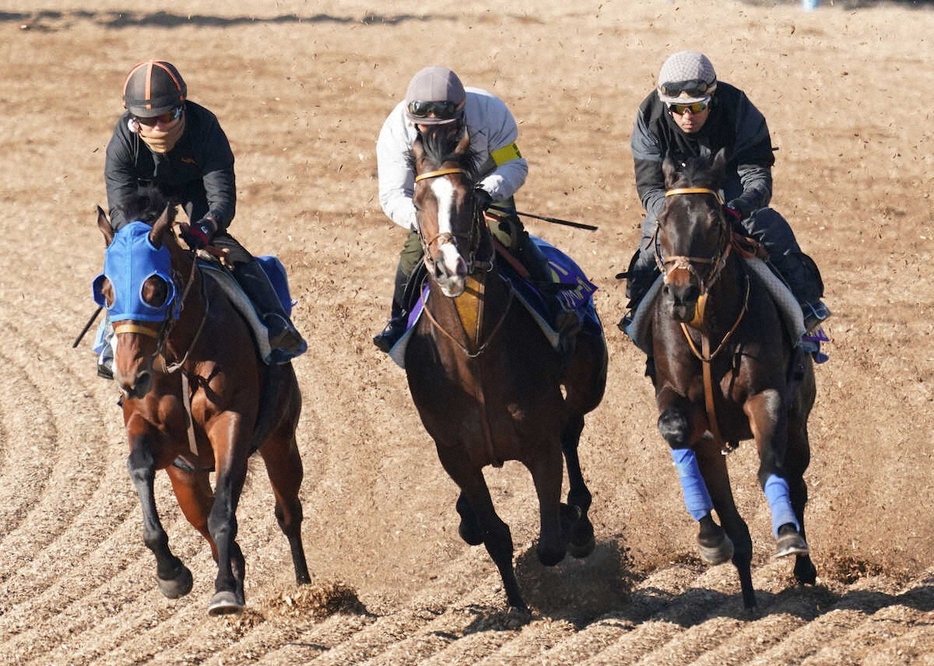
left=373, top=66, right=553, bottom=353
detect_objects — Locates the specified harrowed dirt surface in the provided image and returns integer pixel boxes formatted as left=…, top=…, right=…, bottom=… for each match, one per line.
left=0, top=1, right=932, bottom=664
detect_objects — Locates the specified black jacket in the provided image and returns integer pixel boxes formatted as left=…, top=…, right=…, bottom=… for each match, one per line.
left=630, top=81, right=776, bottom=222
left=104, top=101, right=236, bottom=231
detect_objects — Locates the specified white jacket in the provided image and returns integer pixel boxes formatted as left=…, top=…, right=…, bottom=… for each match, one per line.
left=376, top=87, right=529, bottom=231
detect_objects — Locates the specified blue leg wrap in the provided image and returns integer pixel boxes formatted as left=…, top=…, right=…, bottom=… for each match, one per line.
left=670, top=448, right=713, bottom=521
left=764, top=474, right=800, bottom=537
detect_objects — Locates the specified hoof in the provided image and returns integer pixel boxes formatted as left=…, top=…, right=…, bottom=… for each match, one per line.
left=698, top=532, right=734, bottom=565
left=157, top=565, right=193, bottom=599
left=775, top=528, right=809, bottom=559
left=567, top=532, right=596, bottom=559
left=208, top=590, right=244, bottom=616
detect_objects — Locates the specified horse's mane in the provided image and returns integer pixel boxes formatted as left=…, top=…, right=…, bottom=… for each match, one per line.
left=407, top=129, right=482, bottom=181
left=118, top=186, right=177, bottom=226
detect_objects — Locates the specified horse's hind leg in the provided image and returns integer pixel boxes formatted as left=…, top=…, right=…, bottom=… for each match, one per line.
left=260, top=434, right=311, bottom=585
left=527, top=437, right=567, bottom=568
left=561, top=414, right=595, bottom=558
left=785, top=389, right=817, bottom=585
left=127, top=440, right=193, bottom=599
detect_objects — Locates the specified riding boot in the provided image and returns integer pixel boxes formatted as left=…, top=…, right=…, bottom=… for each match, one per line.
left=767, top=250, right=831, bottom=333
left=618, top=248, right=660, bottom=332
left=232, top=258, right=306, bottom=356
left=94, top=315, right=115, bottom=380
left=373, top=266, right=410, bottom=353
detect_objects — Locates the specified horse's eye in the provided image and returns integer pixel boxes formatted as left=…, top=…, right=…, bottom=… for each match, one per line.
left=141, top=275, right=170, bottom=307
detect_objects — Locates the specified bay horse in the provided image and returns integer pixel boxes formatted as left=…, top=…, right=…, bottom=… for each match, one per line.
left=402, top=128, right=608, bottom=611
left=92, top=190, right=310, bottom=615
left=647, top=149, right=817, bottom=610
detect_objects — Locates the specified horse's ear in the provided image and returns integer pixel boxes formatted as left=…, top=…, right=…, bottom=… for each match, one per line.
left=149, top=205, right=173, bottom=248
left=97, top=205, right=115, bottom=247
left=662, top=155, right=680, bottom=189
left=711, top=148, right=729, bottom=183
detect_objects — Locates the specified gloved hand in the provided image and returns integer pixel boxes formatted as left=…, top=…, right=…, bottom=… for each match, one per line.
left=474, top=187, right=494, bottom=212
left=180, top=217, right=217, bottom=250
left=723, top=203, right=743, bottom=223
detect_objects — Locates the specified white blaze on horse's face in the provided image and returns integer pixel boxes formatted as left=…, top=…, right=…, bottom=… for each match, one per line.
left=430, top=177, right=468, bottom=297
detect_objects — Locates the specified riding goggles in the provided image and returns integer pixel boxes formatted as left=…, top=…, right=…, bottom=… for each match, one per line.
left=134, top=105, right=183, bottom=126
left=406, top=100, right=460, bottom=120
left=658, top=79, right=715, bottom=99
left=668, top=101, right=709, bottom=115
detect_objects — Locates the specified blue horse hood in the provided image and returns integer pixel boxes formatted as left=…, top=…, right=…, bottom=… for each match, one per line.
left=92, top=221, right=178, bottom=323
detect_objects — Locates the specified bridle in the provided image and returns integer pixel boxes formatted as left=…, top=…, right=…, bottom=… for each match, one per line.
left=656, top=187, right=732, bottom=294
left=413, top=167, right=491, bottom=275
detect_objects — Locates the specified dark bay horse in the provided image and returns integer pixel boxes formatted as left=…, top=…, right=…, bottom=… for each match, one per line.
left=92, top=191, right=310, bottom=615
left=648, top=149, right=817, bottom=610
left=403, top=129, right=608, bottom=611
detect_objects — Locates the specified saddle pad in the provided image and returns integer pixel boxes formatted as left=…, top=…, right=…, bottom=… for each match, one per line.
left=198, top=261, right=274, bottom=364
left=625, top=256, right=805, bottom=353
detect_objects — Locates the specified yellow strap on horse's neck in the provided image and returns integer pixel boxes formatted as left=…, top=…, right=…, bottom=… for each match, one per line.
left=665, top=187, right=723, bottom=204
left=414, top=167, right=468, bottom=182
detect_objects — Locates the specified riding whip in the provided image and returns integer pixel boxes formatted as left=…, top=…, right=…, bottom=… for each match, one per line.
left=72, top=305, right=102, bottom=348
left=513, top=210, right=598, bottom=232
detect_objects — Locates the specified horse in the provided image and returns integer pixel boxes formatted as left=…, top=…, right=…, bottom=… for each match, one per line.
left=645, top=149, right=817, bottom=610
left=401, top=128, right=608, bottom=611
left=92, top=191, right=310, bottom=615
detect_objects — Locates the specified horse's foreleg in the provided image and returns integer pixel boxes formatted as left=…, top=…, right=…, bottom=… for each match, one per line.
left=745, top=391, right=809, bottom=558
left=127, top=442, right=193, bottom=599
left=561, top=414, right=595, bottom=558
left=260, top=434, right=311, bottom=585
left=442, top=455, right=525, bottom=611
left=694, top=437, right=756, bottom=609
left=207, top=456, right=249, bottom=616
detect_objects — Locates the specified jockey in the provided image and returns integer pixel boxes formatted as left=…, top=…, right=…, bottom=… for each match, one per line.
left=96, top=59, right=305, bottom=378
left=622, top=51, right=830, bottom=335
left=372, top=65, right=558, bottom=353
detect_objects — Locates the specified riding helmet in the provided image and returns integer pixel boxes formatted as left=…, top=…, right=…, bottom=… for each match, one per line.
left=656, top=51, right=717, bottom=105
left=122, top=60, right=187, bottom=117
left=404, top=66, right=466, bottom=125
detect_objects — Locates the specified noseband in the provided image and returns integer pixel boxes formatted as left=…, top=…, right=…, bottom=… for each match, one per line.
left=657, top=187, right=731, bottom=292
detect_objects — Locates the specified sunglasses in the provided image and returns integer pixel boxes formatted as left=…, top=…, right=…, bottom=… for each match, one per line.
left=668, top=101, right=709, bottom=115
left=658, top=79, right=715, bottom=99
left=134, top=106, right=183, bottom=126
left=407, top=100, right=460, bottom=120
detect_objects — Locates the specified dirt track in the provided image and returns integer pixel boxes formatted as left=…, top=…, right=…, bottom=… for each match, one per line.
left=1, top=1, right=933, bottom=664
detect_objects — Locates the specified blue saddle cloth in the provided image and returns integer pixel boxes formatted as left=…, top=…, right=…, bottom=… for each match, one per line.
left=389, top=236, right=601, bottom=368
